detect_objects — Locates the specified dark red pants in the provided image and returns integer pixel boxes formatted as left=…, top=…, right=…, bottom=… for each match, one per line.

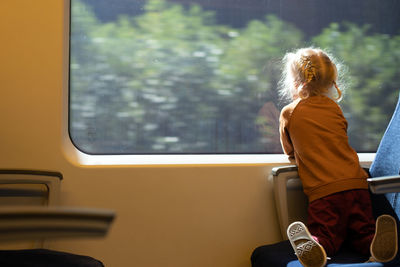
left=307, top=189, right=375, bottom=256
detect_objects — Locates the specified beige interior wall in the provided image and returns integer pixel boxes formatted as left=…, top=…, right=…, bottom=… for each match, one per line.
left=0, top=1, right=286, bottom=266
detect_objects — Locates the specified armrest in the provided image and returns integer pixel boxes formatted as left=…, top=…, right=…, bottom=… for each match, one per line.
left=0, top=170, right=116, bottom=243
left=0, top=170, right=62, bottom=205
left=271, top=165, right=304, bottom=239
left=368, top=175, right=400, bottom=194
left=0, top=206, right=115, bottom=241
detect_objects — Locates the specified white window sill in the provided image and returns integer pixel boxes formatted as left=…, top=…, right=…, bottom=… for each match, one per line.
left=64, top=143, right=375, bottom=167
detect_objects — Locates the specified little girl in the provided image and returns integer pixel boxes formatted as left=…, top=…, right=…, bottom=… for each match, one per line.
left=278, top=47, right=398, bottom=267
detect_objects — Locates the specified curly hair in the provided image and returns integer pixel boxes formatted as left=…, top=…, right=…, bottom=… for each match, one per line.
left=278, top=47, right=345, bottom=103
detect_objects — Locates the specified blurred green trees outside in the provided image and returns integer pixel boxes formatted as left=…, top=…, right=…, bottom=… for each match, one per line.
left=70, top=0, right=400, bottom=154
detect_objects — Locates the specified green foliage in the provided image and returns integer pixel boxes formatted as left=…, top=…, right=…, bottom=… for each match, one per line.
left=313, top=23, right=400, bottom=150
left=70, top=0, right=400, bottom=154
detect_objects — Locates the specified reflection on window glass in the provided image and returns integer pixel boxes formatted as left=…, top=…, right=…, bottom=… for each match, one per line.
left=69, top=0, right=400, bottom=154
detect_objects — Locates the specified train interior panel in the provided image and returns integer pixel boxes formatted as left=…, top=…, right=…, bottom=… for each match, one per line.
left=1, top=0, right=400, bottom=266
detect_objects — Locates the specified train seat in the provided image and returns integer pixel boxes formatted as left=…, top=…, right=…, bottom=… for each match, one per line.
left=0, top=170, right=115, bottom=266
left=251, top=92, right=400, bottom=266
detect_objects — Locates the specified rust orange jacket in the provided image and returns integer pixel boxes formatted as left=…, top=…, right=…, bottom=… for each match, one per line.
left=279, top=95, right=368, bottom=202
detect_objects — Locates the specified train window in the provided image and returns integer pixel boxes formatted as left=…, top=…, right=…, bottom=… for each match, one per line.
left=69, top=0, right=400, bottom=155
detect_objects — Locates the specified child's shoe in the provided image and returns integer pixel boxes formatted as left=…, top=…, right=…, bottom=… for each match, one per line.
left=370, top=214, right=398, bottom=262
left=287, top=221, right=327, bottom=267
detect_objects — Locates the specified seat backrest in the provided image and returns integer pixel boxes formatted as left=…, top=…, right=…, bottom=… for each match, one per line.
left=272, top=165, right=307, bottom=239
left=0, top=170, right=115, bottom=247
left=272, top=165, right=372, bottom=239
left=0, top=170, right=62, bottom=249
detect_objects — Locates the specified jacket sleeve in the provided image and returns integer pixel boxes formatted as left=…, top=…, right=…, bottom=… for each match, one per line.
left=279, top=107, right=295, bottom=162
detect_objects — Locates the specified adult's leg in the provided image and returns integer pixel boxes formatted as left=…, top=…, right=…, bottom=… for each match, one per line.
left=251, top=240, right=297, bottom=267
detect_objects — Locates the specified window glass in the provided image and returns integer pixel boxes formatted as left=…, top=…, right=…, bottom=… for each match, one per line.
left=69, top=0, right=400, bottom=154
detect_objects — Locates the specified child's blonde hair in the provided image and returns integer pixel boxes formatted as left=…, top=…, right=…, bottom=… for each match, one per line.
left=278, top=47, right=343, bottom=102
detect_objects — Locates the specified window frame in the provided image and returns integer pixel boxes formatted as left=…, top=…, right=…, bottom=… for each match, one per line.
left=64, top=0, right=378, bottom=165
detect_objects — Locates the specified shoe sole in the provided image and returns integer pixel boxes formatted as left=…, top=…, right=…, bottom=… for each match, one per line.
left=370, top=214, right=398, bottom=262
left=287, top=221, right=327, bottom=267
